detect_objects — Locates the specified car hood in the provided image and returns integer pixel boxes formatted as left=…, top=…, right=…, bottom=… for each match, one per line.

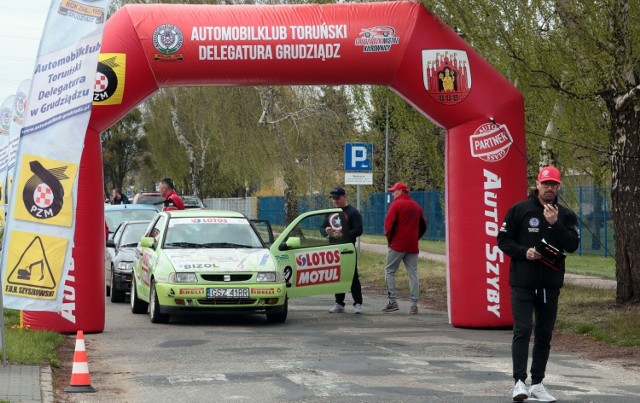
left=163, top=248, right=275, bottom=272
left=114, top=247, right=137, bottom=261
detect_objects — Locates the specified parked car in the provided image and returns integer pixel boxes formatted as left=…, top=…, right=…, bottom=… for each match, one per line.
left=133, top=192, right=164, bottom=211
left=130, top=208, right=356, bottom=324
left=105, top=204, right=158, bottom=240
left=106, top=220, right=152, bottom=302
left=182, top=195, right=206, bottom=209
left=105, top=204, right=158, bottom=297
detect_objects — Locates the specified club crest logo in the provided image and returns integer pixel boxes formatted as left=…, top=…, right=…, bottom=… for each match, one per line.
left=13, top=91, right=27, bottom=124
left=422, top=50, right=471, bottom=106
left=94, top=54, right=126, bottom=105
left=469, top=123, right=513, bottom=163
left=153, top=24, right=184, bottom=61
left=0, top=105, right=11, bottom=134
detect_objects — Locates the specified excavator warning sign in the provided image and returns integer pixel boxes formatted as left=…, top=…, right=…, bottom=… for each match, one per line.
left=4, top=230, right=67, bottom=299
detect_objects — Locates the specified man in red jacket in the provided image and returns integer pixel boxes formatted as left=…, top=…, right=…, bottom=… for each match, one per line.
left=383, top=182, right=427, bottom=314
left=159, top=177, right=185, bottom=211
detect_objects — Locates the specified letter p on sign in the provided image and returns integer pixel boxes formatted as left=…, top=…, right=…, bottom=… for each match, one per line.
left=344, top=143, right=373, bottom=171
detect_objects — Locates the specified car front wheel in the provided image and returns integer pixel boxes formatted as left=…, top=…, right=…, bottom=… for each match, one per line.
left=266, top=297, right=288, bottom=324
left=149, top=280, right=170, bottom=324
left=110, top=269, right=126, bottom=303
left=130, top=277, right=148, bottom=314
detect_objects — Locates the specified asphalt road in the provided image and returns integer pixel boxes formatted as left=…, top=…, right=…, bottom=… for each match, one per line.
left=56, top=290, right=639, bottom=403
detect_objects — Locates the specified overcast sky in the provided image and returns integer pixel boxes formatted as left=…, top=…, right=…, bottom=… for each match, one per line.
left=0, top=1, right=49, bottom=101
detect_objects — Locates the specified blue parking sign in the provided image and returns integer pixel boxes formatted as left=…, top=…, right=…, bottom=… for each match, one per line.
left=344, top=143, right=373, bottom=171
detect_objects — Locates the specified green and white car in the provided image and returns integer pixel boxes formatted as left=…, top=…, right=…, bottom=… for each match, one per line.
left=130, top=209, right=356, bottom=324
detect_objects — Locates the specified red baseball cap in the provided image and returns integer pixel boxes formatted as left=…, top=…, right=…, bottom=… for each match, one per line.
left=388, top=182, right=409, bottom=192
left=537, top=166, right=562, bottom=184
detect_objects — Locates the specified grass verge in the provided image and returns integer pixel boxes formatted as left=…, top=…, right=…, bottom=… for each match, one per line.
left=0, top=308, right=66, bottom=366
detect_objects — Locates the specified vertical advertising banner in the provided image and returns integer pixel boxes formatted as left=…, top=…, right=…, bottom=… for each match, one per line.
left=0, top=96, right=14, bottom=226
left=6, top=80, right=31, bottom=202
left=1, top=0, right=113, bottom=311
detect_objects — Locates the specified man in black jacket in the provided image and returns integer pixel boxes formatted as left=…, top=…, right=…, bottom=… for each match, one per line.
left=498, top=166, right=580, bottom=402
left=321, top=186, right=364, bottom=314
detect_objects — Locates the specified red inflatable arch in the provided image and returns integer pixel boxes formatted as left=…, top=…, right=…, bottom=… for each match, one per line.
left=24, top=1, right=526, bottom=332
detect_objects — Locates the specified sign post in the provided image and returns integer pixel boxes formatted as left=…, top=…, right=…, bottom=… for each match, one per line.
left=344, top=143, right=373, bottom=252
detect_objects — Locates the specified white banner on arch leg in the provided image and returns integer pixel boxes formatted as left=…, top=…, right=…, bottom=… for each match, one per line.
left=0, top=0, right=113, bottom=311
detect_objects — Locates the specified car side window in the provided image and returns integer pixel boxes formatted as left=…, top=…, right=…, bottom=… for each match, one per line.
left=283, top=212, right=351, bottom=250
left=146, top=216, right=166, bottom=244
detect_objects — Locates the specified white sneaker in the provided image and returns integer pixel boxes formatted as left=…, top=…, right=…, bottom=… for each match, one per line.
left=529, top=383, right=556, bottom=402
left=512, top=380, right=528, bottom=401
left=329, top=303, right=345, bottom=313
left=354, top=303, right=362, bottom=314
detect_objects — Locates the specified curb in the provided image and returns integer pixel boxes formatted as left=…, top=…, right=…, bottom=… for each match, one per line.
left=41, top=366, right=54, bottom=403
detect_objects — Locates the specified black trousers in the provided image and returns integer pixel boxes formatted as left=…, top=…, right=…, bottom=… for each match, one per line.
left=335, top=265, right=362, bottom=306
left=511, top=286, right=560, bottom=385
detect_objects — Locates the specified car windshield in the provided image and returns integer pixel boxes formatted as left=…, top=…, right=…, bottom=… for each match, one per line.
left=136, top=195, right=165, bottom=205
left=105, top=210, right=157, bottom=234
left=120, top=222, right=150, bottom=247
left=163, top=217, right=263, bottom=249
left=182, top=196, right=204, bottom=209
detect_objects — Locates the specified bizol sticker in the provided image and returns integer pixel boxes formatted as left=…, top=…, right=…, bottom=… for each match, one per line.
left=470, top=123, right=513, bottom=162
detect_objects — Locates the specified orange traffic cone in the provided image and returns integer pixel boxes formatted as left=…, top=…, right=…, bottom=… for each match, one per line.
left=64, top=330, right=96, bottom=393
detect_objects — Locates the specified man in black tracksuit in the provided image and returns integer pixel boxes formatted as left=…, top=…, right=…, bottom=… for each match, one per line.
left=321, top=186, right=364, bottom=314
left=498, top=166, right=580, bottom=402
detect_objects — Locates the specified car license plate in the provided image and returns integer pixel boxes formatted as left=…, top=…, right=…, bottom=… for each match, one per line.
left=206, top=288, right=249, bottom=298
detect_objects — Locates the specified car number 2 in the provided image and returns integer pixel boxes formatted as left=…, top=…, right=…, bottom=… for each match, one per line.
left=206, top=288, right=249, bottom=298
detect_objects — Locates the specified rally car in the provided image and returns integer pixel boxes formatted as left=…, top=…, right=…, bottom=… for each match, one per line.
left=130, top=209, right=356, bottom=324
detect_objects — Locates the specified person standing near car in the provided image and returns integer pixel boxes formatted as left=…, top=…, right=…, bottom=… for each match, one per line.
left=159, top=177, right=185, bottom=211
left=497, top=166, right=580, bottom=402
left=321, top=186, right=364, bottom=314
left=111, top=188, right=129, bottom=205
left=382, top=182, right=427, bottom=314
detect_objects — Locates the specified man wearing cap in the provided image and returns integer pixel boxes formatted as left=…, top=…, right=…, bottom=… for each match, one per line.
left=322, top=186, right=364, bottom=314
left=382, top=182, right=427, bottom=314
left=498, top=166, right=580, bottom=402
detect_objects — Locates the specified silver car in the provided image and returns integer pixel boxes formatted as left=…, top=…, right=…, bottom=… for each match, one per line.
left=106, top=220, right=152, bottom=302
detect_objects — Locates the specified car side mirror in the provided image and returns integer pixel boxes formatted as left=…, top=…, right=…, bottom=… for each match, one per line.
left=106, top=239, right=116, bottom=248
left=285, top=236, right=301, bottom=249
left=139, top=237, right=155, bottom=248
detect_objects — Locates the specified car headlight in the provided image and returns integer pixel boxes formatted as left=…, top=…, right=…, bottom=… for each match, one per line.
left=169, top=272, right=198, bottom=283
left=256, top=272, right=278, bottom=282
left=116, top=261, right=134, bottom=272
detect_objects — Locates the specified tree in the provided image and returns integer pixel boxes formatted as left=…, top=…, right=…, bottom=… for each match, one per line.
left=101, top=108, right=149, bottom=195
left=425, top=0, right=640, bottom=303
left=365, top=87, right=445, bottom=191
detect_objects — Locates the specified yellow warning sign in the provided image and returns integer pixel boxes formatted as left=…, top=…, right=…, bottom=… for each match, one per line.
left=3, top=230, right=67, bottom=299
left=12, top=154, right=78, bottom=227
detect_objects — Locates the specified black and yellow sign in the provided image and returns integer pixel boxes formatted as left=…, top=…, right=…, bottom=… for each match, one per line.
left=93, top=53, right=126, bottom=105
left=4, top=230, right=67, bottom=300
left=13, top=154, right=77, bottom=227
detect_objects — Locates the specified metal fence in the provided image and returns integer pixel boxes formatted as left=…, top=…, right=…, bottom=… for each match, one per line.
left=257, top=186, right=614, bottom=257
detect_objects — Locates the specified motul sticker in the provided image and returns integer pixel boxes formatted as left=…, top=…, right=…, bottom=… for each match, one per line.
left=295, top=249, right=341, bottom=286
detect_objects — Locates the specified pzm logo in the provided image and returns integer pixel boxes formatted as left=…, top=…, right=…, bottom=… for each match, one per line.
left=23, top=161, right=68, bottom=219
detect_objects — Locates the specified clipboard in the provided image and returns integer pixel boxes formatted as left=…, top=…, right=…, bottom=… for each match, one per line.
left=535, top=239, right=566, bottom=271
